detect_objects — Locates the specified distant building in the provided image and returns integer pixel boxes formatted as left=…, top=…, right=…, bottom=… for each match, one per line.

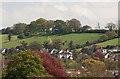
left=57, top=50, right=73, bottom=60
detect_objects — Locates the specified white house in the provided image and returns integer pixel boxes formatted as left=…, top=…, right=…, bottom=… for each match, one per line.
left=105, top=53, right=110, bottom=58
left=50, top=49, right=58, bottom=54
left=102, top=49, right=107, bottom=54
left=108, top=46, right=120, bottom=53
left=1, top=49, right=6, bottom=54
left=57, top=51, right=73, bottom=60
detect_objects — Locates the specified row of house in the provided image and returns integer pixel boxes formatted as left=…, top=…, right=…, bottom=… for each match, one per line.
left=0, top=45, right=120, bottom=60
left=48, top=49, right=73, bottom=60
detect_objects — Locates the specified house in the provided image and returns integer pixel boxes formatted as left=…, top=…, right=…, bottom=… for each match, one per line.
left=1, top=49, right=7, bottom=54
left=50, top=49, right=58, bottom=54
left=108, top=46, right=120, bottom=53
left=102, top=49, right=107, bottom=54
left=105, top=53, right=110, bottom=59
left=57, top=50, right=73, bottom=60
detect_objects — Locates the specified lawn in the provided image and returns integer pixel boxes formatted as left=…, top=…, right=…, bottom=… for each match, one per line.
left=1, top=33, right=102, bottom=48
left=96, top=38, right=119, bottom=47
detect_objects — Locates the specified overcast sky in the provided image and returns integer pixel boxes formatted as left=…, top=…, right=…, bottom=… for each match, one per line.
left=0, top=0, right=119, bottom=29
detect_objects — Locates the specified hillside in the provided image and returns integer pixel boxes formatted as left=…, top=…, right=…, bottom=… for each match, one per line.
left=1, top=33, right=102, bottom=49
left=96, top=38, right=119, bottom=47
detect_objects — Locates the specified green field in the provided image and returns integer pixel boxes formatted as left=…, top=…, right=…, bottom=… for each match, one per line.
left=96, top=38, right=119, bottom=47
left=1, top=33, right=102, bottom=48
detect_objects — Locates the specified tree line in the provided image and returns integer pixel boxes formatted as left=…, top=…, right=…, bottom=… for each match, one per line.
left=1, top=18, right=118, bottom=38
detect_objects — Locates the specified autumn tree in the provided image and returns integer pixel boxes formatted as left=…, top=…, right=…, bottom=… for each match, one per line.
left=94, top=51, right=105, bottom=60
left=35, top=51, right=69, bottom=78
left=3, top=50, right=47, bottom=79
left=82, top=59, right=106, bottom=77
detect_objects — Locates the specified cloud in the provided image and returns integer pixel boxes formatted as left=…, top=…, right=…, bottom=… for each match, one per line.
left=70, top=4, right=98, bottom=21
left=54, top=4, right=68, bottom=12
left=2, top=0, right=120, bottom=2
left=1, top=2, right=118, bottom=29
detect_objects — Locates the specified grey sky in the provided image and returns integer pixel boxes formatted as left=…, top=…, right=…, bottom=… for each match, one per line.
left=1, top=0, right=119, bottom=29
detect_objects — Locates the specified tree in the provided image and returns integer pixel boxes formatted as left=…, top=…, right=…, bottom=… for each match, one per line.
left=105, top=23, right=116, bottom=31
left=67, top=18, right=81, bottom=32
left=27, top=21, right=38, bottom=35
left=53, top=20, right=67, bottom=34
left=8, top=33, right=12, bottom=42
left=77, top=54, right=91, bottom=63
left=35, top=18, right=47, bottom=33
left=20, top=41, right=28, bottom=50
left=28, top=41, right=43, bottom=51
left=68, top=41, right=75, bottom=50
left=65, top=60, right=80, bottom=69
left=12, top=23, right=27, bottom=34
left=3, top=50, right=47, bottom=79
left=104, top=59, right=118, bottom=70
left=17, top=33, right=25, bottom=39
left=82, top=59, right=106, bottom=77
left=43, top=37, right=53, bottom=49
left=82, top=25, right=92, bottom=32
left=99, top=34, right=108, bottom=42
left=94, top=51, right=105, bottom=60
left=52, top=38, right=64, bottom=50
left=46, top=20, right=54, bottom=34
left=35, top=51, right=69, bottom=78
left=28, top=18, right=47, bottom=35
left=2, top=27, right=12, bottom=34
left=85, top=41, right=90, bottom=46
left=72, top=50, right=80, bottom=60
left=105, top=31, right=118, bottom=39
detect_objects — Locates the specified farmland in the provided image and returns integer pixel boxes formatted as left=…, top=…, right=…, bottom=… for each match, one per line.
left=1, top=33, right=102, bottom=48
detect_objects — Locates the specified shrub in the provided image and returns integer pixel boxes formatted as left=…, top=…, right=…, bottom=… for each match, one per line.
left=99, top=34, right=108, bottom=42
left=28, top=41, right=43, bottom=51
left=52, top=38, right=64, bottom=50
left=82, top=59, right=106, bottom=77
left=3, top=50, right=47, bottom=79
left=104, top=59, right=118, bottom=70
left=17, top=33, right=25, bottom=39
left=105, top=31, right=118, bottom=40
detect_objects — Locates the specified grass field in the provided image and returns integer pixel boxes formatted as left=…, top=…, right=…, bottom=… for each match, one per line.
left=96, top=38, right=119, bottom=47
left=1, top=33, right=102, bottom=49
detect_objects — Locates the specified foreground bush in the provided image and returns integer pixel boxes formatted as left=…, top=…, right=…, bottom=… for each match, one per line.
left=3, top=50, right=47, bottom=79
